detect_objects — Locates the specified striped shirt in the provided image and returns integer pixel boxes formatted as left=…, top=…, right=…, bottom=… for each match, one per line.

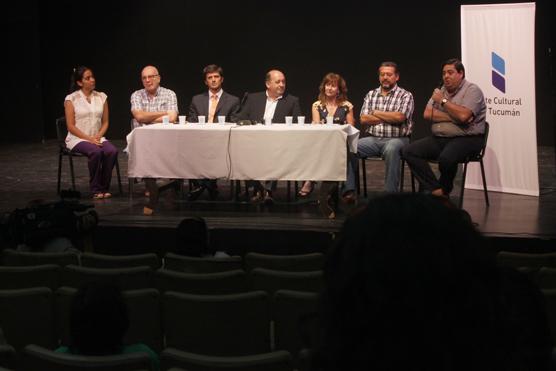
left=130, top=86, right=178, bottom=127
left=360, top=85, right=414, bottom=137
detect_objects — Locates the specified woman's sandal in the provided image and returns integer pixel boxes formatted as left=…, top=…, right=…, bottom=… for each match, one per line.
left=103, top=192, right=112, bottom=199
left=297, top=181, right=314, bottom=197
left=92, top=193, right=104, bottom=200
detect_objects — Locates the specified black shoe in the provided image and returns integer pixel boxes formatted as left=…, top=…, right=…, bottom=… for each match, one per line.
left=263, top=191, right=274, bottom=206
left=187, top=186, right=205, bottom=201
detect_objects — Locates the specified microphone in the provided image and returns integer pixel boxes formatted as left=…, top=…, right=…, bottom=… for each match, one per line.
left=240, top=92, right=249, bottom=108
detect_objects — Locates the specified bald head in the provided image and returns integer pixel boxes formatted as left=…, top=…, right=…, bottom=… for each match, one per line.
left=265, top=70, right=286, bottom=99
left=141, top=65, right=161, bottom=94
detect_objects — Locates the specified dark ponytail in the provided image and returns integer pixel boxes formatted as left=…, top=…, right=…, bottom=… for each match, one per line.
left=69, top=66, right=90, bottom=93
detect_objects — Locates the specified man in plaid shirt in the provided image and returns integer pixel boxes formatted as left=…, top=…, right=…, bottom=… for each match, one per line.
left=131, top=65, right=178, bottom=127
left=130, top=65, right=179, bottom=215
left=346, top=61, right=414, bottom=197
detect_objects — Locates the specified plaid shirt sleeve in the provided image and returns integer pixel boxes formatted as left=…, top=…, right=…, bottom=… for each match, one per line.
left=360, top=92, right=371, bottom=116
left=167, top=90, right=178, bottom=112
left=130, top=91, right=142, bottom=111
left=397, top=91, right=414, bottom=120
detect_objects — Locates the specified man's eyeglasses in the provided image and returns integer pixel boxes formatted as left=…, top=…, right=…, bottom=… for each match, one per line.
left=142, top=74, right=159, bottom=81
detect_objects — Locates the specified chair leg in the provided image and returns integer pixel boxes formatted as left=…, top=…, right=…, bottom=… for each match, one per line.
left=361, top=158, right=368, bottom=198
left=57, top=152, right=63, bottom=194
left=294, top=181, right=299, bottom=200
left=115, top=158, right=123, bottom=195
left=68, top=155, right=76, bottom=191
left=399, top=159, right=405, bottom=192
left=459, top=163, right=468, bottom=209
left=287, top=181, right=291, bottom=202
left=355, top=158, right=360, bottom=196
left=411, top=172, right=416, bottom=193
left=128, top=177, right=134, bottom=199
left=479, top=159, right=490, bottom=206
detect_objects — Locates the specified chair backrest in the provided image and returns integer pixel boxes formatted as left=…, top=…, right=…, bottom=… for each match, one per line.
left=123, top=289, right=163, bottom=353
left=2, top=248, right=79, bottom=267
left=55, top=117, right=68, bottom=146
left=162, top=291, right=271, bottom=356
left=497, top=251, right=556, bottom=269
left=22, top=344, right=152, bottom=371
left=160, top=348, right=293, bottom=371
left=155, top=269, right=249, bottom=295
left=163, top=252, right=243, bottom=273
left=81, top=253, right=162, bottom=270
left=249, top=268, right=323, bottom=295
left=0, top=265, right=59, bottom=290
left=55, top=287, right=163, bottom=353
left=61, top=265, right=153, bottom=291
left=245, top=253, right=324, bottom=272
left=273, top=290, right=319, bottom=358
left=0, top=288, right=56, bottom=352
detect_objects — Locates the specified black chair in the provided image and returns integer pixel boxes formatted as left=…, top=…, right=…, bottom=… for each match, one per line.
left=162, top=291, right=271, bottom=356
left=245, top=253, right=324, bottom=272
left=458, top=121, right=490, bottom=208
left=22, top=344, right=152, bottom=371
left=2, top=249, right=79, bottom=267
left=163, top=252, right=243, bottom=273
left=249, top=268, right=323, bottom=295
left=358, top=157, right=414, bottom=197
left=0, top=288, right=56, bottom=352
left=55, top=117, right=123, bottom=195
left=81, top=252, right=161, bottom=270
left=160, top=348, right=293, bottom=371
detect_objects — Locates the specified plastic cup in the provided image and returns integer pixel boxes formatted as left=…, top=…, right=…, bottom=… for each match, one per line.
left=285, top=116, right=293, bottom=125
left=218, top=116, right=226, bottom=124
left=326, top=116, right=334, bottom=125
left=297, top=116, right=305, bottom=125
left=179, top=115, right=186, bottom=125
left=198, top=115, right=206, bottom=124
left=162, top=115, right=170, bottom=124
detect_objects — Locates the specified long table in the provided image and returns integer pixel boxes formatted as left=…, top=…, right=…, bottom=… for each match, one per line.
left=126, top=123, right=359, bottom=182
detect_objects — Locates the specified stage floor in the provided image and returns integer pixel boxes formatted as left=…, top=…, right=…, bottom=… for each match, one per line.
left=1, top=140, right=555, bottom=241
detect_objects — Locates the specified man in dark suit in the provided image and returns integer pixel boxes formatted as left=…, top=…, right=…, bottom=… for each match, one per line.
left=188, top=64, right=240, bottom=123
left=237, top=69, right=302, bottom=204
left=187, top=65, right=240, bottom=201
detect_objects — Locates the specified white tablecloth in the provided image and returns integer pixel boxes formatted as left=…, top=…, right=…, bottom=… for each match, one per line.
left=126, top=123, right=359, bottom=181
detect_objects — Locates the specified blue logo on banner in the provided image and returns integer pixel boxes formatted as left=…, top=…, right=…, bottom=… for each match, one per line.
left=491, top=52, right=506, bottom=93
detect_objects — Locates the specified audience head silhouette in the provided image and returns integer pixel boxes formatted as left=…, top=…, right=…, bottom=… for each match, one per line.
left=69, top=281, right=129, bottom=355
left=175, top=216, right=212, bottom=257
left=315, top=193, right=552, bottom=371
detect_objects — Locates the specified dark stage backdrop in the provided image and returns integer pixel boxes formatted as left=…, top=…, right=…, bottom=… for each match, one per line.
left=3, top=0, right=554, bottom=145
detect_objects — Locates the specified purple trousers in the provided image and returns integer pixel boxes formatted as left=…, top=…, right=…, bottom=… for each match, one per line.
left=72, top=140, right=118, bottom=194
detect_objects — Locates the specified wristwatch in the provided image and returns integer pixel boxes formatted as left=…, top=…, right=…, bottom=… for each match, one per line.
left=440, top=98, right=448, bottom=107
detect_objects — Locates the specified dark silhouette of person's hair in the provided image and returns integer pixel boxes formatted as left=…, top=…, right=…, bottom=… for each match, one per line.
left=69, top=282, right=129, bottom=355
left=175, top=217, right=213, bottom=257
left=313, top=193, right=552, bottom=371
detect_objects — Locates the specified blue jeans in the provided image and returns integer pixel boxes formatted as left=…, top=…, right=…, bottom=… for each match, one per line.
left=347, top=136, right=408, bottom=193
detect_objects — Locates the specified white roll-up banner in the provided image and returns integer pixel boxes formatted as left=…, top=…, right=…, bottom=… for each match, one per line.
left=461, top=3, right=538, bottom=196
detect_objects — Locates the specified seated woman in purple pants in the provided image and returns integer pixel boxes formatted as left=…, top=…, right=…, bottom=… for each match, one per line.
left=64, top=66, right=118, bottom=199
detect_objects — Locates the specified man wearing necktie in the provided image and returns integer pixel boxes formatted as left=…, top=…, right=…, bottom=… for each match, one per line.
left=187, top=65, right=240, bottom=200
